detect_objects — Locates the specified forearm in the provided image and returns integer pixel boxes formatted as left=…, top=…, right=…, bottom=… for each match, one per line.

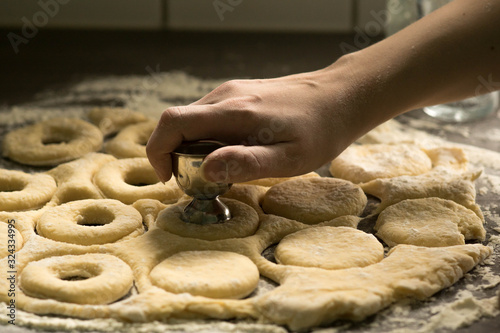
left=331, top=0, right=499, bottom=131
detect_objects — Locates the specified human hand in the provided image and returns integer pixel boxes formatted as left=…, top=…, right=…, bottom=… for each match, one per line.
left=147, top=60, right=366, bottom=184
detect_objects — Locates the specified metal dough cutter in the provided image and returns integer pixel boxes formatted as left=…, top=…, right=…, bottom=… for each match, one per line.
left=171, top=140, right=232, bottom=225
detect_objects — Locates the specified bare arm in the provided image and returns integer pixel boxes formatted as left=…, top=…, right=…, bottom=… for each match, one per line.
left=147, top=0, right=500, bottom=183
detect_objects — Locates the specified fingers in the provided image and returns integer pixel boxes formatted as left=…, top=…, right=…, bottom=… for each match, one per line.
left=200, top=143, right=306, bottom=183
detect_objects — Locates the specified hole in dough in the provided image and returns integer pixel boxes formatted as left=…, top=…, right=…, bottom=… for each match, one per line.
left=77, top=206, right=115, bottom=227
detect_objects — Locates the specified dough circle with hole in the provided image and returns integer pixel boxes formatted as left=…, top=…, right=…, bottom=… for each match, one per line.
left=275, top=226, right=384, bottom=269
left=0, top=169, right=57, bottom=211
left=329, top=143, right=432, bottom=183
left=105, top=120, right=156, bottom=158
left=19, top=253, right=134, bottom=305
left=94, top=157, right=183, bottom=204
left=150, top=251, right=260, bottom=299
left=156, top=198, right=259, bottom=241
left=2, top=118, right=103, bottom=166
left=262, top=177, right=367, bottom=224
left=36, top=199, right=143, bottom=245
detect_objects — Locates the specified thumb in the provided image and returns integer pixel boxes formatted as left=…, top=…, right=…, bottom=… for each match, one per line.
left=201, top=143, right=302, bottom=183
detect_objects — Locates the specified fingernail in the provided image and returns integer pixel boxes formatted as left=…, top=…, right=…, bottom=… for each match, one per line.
left=201, top=159, right=229, bottom=183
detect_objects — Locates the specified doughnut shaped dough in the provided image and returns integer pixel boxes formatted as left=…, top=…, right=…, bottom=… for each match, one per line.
left=0, top=222, right=24, bottom=258
left=19, top=254, right=133, bottom=305
left=262, top=178, right=367, bottom=224
left=37, top=199, right=143, bottom=245
left=104, top=120, right=156, bottom=158
left=150, top=251, right=259, bottom=299
left=329, top=144, right=432, bottom=183
left=375, top=198, right=486, bottom=247
left=275, top=226, right=384, bottom=270
left=0, top=169, right=56, bottom=211
left=361, top=168, right=483, bottom=218
left=94, top=157, right=183, bottom=204
left=2, top=117, right=103, bottom=166
left=88, top=107, right=148, bottom=136
left=157, top=198, right=259, bottom=241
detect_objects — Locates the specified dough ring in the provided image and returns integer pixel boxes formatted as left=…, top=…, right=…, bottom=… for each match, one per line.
left=88, top=107, right=148, bottom=136
left=262, top=178, right=367, bottom=224
left=156, top=198, right=259, bottom=241
left=94, top=157, right=183, bottom=204
left=104, top=120, right=156, bottom=158
left=375, top=197, right=486, bottom=247
left=19, top=253, right=134, bottom=305
left=275, top=226, right=384, bottom=270
left=2, top=117, right=103, bottom=166
left=0, top=222, right=24, bottom=258
left=36, top=199, right=143, bottom=245
left=329, top=143, right=432, bottom=183
left=150, top=251, right=259, bottom=299
left=0, top=169, right=57, bottom=211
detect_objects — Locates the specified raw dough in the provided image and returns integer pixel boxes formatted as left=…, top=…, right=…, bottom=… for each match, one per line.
left=241, top=171, right=320, bottom=187
left=275, top=226, right=384, bottom=269
left=19, top=254, right=133, bottom=305
left=104, top=120, right=156, bottom=158
left=0, top=169, right=56, bottom=211
left=36, top=199, right=144, bottom=245
left=2, top=117, right=103, bottom=166
left=88, top=107, right=148, bottom=136
left=262, top=177, right=367, bottom=224
left=374, top=198, right=486, bottom=247
left=423, top=147, right=469, bottom=171
left=94, top=157, right=183, bottom=205
left=361, top=168, right=484, bottom=218
left=150, top=251, right=260, bottom=299
left=329, top=143, right=432, bottom=183
left=156, top=198, right=259, bottom=241
left=0, top=222, right=23, bottom=258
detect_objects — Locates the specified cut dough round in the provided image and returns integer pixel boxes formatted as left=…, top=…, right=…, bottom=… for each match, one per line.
left=375, top=197, right=486, bottom=247
left=104, top=120, right=156, bottom=158
left=94, top=157, right=183, bottom=204
left=150, top=251, right=259, bottom=299
left=329, top=144, right=432, bottom=183
left=2, top=118, right=103, bottom=166
left=262, top=178, right=367, bottom=224
left=0, top=169, right=56, bottom=211
left=88, top=107, right=148, bottom=136
left=19, top=253, right=133, bottom=305
left=156, top=198, right=259, bottom=241
left=0, top=222, right=24, bottom=258
left=36, top=199, right=144, bottom=245
left=241, top=171, right=320, bottom=187
left=275, top=226, right=384, bottom=270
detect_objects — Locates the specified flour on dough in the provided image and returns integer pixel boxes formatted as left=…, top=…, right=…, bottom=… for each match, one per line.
left=375, top=198, right=486, bottom=247
left=275, top=226, right=384, bottom=270
left=262, top=177, right=367, bottom=224
left=150, top=251, right=260, bottom=299
left=329, top=143, right=432, bottom=183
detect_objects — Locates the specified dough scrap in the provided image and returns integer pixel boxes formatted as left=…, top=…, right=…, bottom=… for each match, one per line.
left=275, top=226, right=384, bottom=270
left=19, top=253, right=133, bottom=305
left=374, top=198, right=485, bottom=247
left=150, top=251, right=260, bottom=299
left=2, top=117, right=103, bottom=166
left=423, top=147, right=469, bottom=171
left=48, top=153, right=116, bottom=204
left=94, top=157, right=183, bottom=205
left=156, top=198, right=259, bottom=241
left=104, top=120, right=156, bottom=158
left=361, top=168, right=483, bottom=218
left=88, top=107, right=148, bottom=136
left=0, top=222, right=24, bottom=258
left=329, top=143, right=432, bottom=183
left=36, top=199, right=144, bottom=245
left=0, top=169, right=56, bottom=211
left=262, top=178, right=367, bottom=224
